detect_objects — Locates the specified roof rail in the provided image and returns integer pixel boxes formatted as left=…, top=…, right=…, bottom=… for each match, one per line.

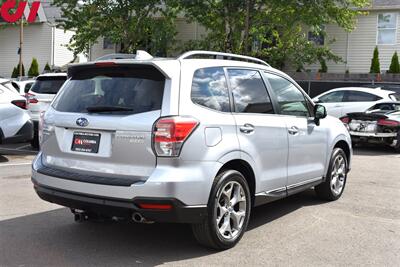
left=177, top=50, right=270, bottom=67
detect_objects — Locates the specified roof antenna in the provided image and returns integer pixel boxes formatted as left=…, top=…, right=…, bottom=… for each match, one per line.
left=136, top=50, right=153, bottom=60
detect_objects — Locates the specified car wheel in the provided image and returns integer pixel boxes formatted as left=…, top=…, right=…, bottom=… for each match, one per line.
left=192, top=170, right=251, bottom=250
left=315, top=148, right=348, bottom=201
left=30, top=135, right=39, bottom=149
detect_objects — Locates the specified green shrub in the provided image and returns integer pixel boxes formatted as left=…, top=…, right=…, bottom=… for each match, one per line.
left=14, top=63, right=25, bottom=77
left=11, top=67, right=18, bottom=78
left=370, top=46, right=381, bottom=73
left=28, top=58, right=40, bottom=77
left=44, top=62, right=51, bottom=72
left=388, top=52, right=400, bottom=73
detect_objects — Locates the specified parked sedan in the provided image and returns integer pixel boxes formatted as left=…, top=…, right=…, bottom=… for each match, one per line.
left=0, top=84, right=33, bottom=144
left=340, top=102, right=400, bottom=152
left=313, top=87, right=399, bottom=118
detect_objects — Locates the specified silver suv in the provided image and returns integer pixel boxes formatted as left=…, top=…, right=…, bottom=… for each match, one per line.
left=32, top=51, right=352, bottom=249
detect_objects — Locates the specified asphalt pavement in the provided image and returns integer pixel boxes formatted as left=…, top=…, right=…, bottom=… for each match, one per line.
left=0, top=144, right=399, bottom=266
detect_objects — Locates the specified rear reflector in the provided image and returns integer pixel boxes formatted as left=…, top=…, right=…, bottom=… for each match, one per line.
left=11, top=100, right=27, bottom=109
left=377, top=118, right=400, bottom=127
left=153, top=116, right=199, bottom=157
left=138, top=203, right=173, bottom=210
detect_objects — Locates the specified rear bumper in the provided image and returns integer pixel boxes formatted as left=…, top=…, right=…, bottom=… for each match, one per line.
left=32, top=180, right=207, bottom=223
left=32, top=153, right=221, bottom=221
left=349, top=131, right=397, bottom=138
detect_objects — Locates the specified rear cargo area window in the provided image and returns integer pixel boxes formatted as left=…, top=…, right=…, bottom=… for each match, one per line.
left=31, top=76, right=67, bottom=94
left=52, top=65, right=165, bottom=114
left=191, top=67, right=230, bottom=112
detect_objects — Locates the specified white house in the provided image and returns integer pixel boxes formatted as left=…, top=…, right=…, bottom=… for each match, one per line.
left=0, top=1, right=86, bottom=78
left=304, top=0, right=400, bottom=73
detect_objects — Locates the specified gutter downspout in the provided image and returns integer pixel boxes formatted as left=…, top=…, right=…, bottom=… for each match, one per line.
left=51, top=26, right=55, bottom=68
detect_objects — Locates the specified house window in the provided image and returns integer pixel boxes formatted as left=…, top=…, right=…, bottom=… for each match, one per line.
left=377, top=13, right=397, bottom=45
left=308, top=26, right=325, bottom=45
left=103, top=37, right=114, bottom=49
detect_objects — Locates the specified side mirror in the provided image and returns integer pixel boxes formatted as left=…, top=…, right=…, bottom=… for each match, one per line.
left=314, top=104, right=327, bottom=126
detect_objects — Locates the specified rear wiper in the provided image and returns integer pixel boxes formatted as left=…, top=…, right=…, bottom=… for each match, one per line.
left=86, top=106, right=133, bottom=113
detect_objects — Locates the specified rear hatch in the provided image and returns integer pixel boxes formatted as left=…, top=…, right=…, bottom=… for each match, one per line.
left=40, top=64, right=165, bottom=185
left=28, top=75, right=67, bottom=119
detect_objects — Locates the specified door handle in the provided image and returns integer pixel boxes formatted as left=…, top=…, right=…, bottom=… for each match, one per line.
left=288, top=126, right=299, bottom=135
left=334, top=104, right=343, bottom=108
left=240, top=123, right=255, bottom=134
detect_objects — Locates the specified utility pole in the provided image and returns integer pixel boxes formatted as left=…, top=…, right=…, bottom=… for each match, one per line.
left=19, top=17, right=23, bottom=79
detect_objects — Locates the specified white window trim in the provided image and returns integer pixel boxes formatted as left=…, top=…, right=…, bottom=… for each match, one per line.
left=376, top=12, right=398, bottom=45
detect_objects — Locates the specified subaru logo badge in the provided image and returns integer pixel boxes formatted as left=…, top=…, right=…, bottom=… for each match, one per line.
left=76, top=118, right=89, bottom=127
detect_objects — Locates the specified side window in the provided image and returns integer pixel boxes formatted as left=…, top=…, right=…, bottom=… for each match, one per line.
left=227, top=69, right=274, bottom=114
left=191, top=67, right=230, bottom=112
left=344, top=91, right=381, bottom=102
left=265, top=73, right=310, bottom=117
left=319, top=91, right=344, bottom=103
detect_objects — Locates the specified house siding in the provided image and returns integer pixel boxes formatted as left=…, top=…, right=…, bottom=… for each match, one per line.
left=306, top=10, right=400, bottom=73
left=0, top=23, right=52, bottom=77
left=54, top=28, right=77, bottom=66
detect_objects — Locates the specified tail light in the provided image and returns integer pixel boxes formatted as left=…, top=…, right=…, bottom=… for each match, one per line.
left=340, top=116, right=350, bottom=124
left=25, top=92, right=38, bottom=104
left=377, top=118, right=400, bottom=127
left=11, top=99, right=27, bottom=109
left=153, top=116, right=199, bottom=157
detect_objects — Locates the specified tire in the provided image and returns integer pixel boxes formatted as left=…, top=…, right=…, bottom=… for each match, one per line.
left=315, top=148, right=348, bottom=201
left=30, top=135, right=39, bottom=149
left=192, top=170, right=251, bottom=250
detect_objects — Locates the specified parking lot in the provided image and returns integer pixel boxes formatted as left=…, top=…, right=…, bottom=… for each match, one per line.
left=0, top=144, right=399, bottom=266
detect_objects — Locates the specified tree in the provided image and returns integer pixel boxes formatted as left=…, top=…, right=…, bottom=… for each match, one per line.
left=53, top=0, right=179, bottom=57
left=44, top=62, right=51, bottom=72
left=370, top=46, right=381, bottom=74
left=388, top=52, right=400, bottom=74
left=16, top=63, right=25, bottom=77
left=28, top=58, right=39, bottom=77
left=11, top=67, right=18, bottom=78
left=180, top=0, right=369, bottom=69
left=319, top=58, right=328, bottom=73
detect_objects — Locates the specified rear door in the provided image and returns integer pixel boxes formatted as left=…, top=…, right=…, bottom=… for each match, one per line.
left=42, top=64, right=166, bottom=182
left=316, top=91, right=345, bottom=118
left=227, top=68, right=288, bottom=194
left=28, top=76, right=67, bottom=120
left=264, top=72, right=329, bottom=187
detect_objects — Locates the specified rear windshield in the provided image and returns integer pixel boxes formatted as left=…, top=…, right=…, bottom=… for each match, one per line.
left=390, top=93, right=400, bottom=101
left=52, top=65, right=165, bottom=114
left=31, top=76, right=67, bottom=94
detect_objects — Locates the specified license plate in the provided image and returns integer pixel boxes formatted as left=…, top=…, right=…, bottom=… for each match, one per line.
left=71, top=132, right=101, bottom=153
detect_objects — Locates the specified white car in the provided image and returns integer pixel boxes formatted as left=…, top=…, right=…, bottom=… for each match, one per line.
left=27, top=73, right=67, bottom=147
left=312, top=87, right=399, bottom=118
left=0, top=83, right=33, bottom=144
left=11, top=80, right=36, bottom=96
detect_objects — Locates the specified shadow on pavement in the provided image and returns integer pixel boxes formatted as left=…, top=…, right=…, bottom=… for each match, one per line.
left=0, top=155, right=9, bottom=163
left=353, top=145, right=398, bottom=156
left=0, top=190, right=324, bottom=266
left=0, top=143, right=38, bottom=156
